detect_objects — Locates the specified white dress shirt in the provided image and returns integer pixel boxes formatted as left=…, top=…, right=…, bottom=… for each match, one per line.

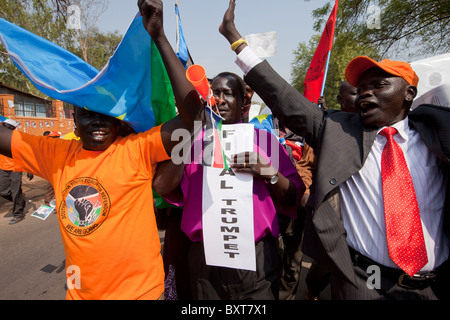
left=340, top=118, right=449, bottom=271
left=235, top=46, right=263, bottom=75
left=235, top=46, right=449, bottom=272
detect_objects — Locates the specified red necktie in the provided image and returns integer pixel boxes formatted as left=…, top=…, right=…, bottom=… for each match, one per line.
left=380, top=127, right=428, bottom=276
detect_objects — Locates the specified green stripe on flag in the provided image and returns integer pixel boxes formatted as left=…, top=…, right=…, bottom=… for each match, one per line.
left=150, top=39, right=178, bottom=209
left=216, top=120, right=229, bottom=170
left=150, top=39, right=177, bottom=126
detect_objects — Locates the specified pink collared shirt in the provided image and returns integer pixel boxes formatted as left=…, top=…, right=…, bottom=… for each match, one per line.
left=164, top=127, right=305, bottom=242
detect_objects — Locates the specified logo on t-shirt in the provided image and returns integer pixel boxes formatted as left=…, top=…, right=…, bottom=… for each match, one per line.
left=59, top=177, right=111, bottom=236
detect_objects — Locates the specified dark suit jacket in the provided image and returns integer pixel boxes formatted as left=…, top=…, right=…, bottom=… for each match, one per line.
left=245, top=60, right=450, bottom=286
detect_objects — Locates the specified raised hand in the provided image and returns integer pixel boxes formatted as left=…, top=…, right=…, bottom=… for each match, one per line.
left=136, top=0, right=205, bottom=158
left=219, top=0, right=243, bottom=45
left=138, top=0, right=164, bottom=40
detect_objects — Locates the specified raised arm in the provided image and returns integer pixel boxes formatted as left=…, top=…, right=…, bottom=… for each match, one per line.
left=218, top=0, right=246, bottom=54
left=153, top=159, right=184, bottom=196
left=138, top=0, right=204, bottom=156
left=219, top=0, right=321, bottom=145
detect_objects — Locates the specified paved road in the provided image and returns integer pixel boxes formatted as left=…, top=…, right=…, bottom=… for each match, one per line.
left=0, top=175, right=67, bottom=299
left=0, top=175, right=330, bottom=300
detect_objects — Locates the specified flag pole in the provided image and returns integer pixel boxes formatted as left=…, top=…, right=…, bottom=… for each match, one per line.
left=175, top=0, right=180, bottom=52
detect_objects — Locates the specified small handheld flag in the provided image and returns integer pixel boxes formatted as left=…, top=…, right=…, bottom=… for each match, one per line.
left=175, top=1, right=194, bottom=68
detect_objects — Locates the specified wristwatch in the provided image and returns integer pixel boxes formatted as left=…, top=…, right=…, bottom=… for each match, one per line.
left=267, top=173, right=279, bottom=185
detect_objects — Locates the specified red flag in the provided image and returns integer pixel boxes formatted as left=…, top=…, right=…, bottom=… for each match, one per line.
left=303, top=0, right=338, bottom=104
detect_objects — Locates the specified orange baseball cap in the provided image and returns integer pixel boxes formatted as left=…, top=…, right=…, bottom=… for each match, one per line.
left=345, top=56, right=419, bottom=87
left=48, top=131, right=61, bottom=138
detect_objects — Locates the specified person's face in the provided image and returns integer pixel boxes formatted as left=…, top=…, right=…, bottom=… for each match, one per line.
left=211, top=76, right=243, bottom=124
left=338, top=82, right=357, bottom=113
left=355, top=68, right=416, bottom=128
left=74, top=107, right=120, bottom=151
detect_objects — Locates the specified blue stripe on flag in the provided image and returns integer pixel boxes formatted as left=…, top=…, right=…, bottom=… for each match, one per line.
left=0, top=13, right=175, bottom=133
left=175, top=4, right=189, bottom=68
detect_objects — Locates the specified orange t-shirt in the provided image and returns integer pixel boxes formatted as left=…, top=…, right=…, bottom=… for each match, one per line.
left=12, top=125, right=169, bottom=300
left=0, top=154, right=14, bottom=171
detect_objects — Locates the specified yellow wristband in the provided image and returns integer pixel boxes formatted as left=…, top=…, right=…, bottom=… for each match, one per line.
left=231, top=38, right=247, bottom=51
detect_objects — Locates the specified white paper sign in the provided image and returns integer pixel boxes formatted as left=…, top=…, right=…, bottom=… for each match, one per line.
left=244, top=31, right=277, bottom=58
left=411, top=52, right=450, bottom=109
left=202, top=123, right=255, bottom=271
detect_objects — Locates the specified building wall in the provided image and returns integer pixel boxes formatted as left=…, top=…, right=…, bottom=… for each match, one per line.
left=0, top=94, right=74, bottom=137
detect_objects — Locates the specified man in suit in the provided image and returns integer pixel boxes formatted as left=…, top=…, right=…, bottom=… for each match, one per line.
left=219, top=0, right=450, bottom=300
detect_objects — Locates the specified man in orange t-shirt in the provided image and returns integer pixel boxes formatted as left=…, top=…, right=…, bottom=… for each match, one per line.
left=12, top=123, right=170, bottom=299
left=0, top=1, right=205, bottom=300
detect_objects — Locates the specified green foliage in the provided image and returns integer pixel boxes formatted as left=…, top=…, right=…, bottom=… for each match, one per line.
left=342, top=0, right=449, bottom=59
left=67, top=28, right=122, bottom=71
left=291, top=35, right=320, bottom=94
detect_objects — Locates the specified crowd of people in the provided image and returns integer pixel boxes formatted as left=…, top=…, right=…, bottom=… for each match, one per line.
left=0, top=0, right=448, bottom=300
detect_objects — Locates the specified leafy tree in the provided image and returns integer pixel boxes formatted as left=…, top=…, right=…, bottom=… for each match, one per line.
left=82, top=29, right=122, bottom=71
left=330, top=0, right=450, bottom=60
left=290, top=0, right=448, bottom=110
left=69, top=0, right=110, bottom=65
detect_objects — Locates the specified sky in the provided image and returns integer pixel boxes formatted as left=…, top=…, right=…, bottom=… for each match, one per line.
left=97, top=0, right=331, bottom=87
